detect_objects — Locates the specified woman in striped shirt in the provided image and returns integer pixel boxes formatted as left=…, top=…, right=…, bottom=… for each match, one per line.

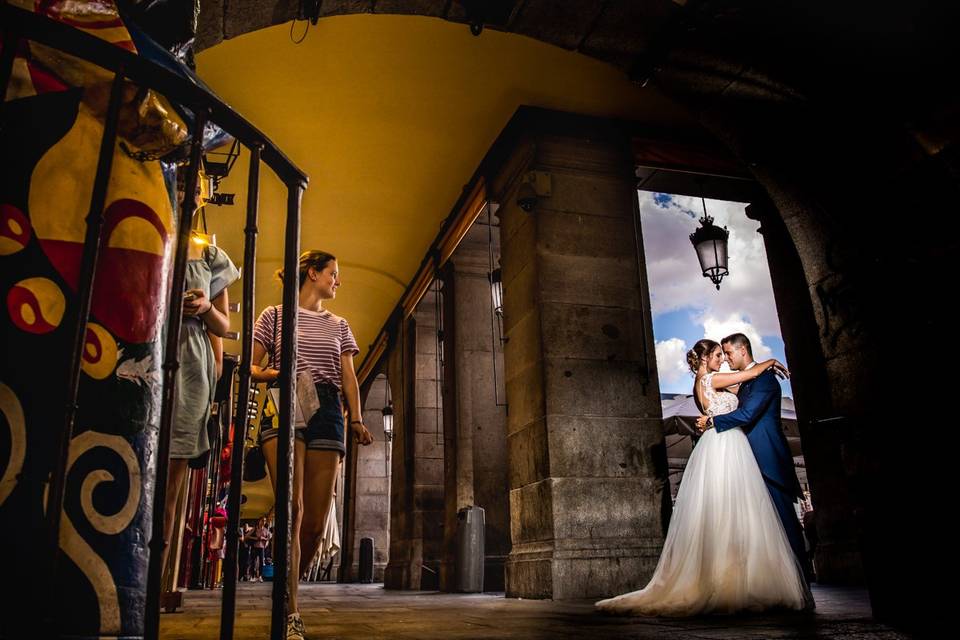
left=251, top=250, right=373, bottom=639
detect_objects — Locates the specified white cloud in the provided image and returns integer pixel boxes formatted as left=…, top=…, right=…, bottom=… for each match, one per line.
left=700, top=313, right=774, bottom=362
left=655, top=337, right=692, bottom=387
left=638, top=192, right=782, bottom=337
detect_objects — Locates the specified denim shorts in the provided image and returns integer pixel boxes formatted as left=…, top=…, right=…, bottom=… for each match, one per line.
left=259, top=382, right=345, bottom=457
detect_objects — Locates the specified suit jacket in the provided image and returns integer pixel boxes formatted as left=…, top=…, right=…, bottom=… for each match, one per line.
left=712, top=369, right=803, bottom=499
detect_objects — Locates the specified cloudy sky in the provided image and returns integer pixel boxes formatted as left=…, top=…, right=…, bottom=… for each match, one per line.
left=638, top=191, right=793, bottom=398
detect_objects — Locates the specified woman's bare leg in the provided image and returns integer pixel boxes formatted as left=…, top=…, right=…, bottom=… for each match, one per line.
left=263, top=437, right=306, bottom=613
left=299, top=450, right=341, bottom=577
left=161, top=458, right=189, bottom=576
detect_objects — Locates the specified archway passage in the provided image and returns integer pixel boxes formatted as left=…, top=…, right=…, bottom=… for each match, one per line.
left=144, top=3, right=951, bottom=635
left=636, top=187, right=855, bottom=587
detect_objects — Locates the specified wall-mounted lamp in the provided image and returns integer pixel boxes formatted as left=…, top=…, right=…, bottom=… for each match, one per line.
left=689, top=196, right=730, bottom=290
left=381, top=405, right=394, bottom=442
left=489, top=267, right=503, bottom=317
left=516, top=171, right=552, bottom=212
left=484, top=205, right=508, bottom=408
left=202, top=138, right=239, bottom=206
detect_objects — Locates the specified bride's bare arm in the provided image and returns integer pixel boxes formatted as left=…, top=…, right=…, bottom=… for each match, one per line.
left=709, top=359, right=788, bottom=389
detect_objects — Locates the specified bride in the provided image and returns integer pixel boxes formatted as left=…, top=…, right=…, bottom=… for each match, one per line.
left=596, top=339, right=813, bottom=616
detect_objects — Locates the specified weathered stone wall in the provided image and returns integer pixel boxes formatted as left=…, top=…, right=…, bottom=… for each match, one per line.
left=497, top=126, right=670, bottom=600
left=342, top=375, right=392, bottom=582
left=441, top=221, right=511, bottom=592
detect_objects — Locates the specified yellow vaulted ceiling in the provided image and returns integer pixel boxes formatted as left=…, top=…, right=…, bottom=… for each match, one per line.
left=196, top=13, right=693, bottom=363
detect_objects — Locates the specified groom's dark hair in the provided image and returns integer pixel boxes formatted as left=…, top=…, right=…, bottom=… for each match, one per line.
left=721, top=333, right=753, bottom=357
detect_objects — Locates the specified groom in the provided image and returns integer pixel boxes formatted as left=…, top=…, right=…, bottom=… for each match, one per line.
left=698, top=333, right=812, bottom=583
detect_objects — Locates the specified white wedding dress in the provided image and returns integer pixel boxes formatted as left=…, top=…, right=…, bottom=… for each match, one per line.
left=596, top=372, right=814, bottom=616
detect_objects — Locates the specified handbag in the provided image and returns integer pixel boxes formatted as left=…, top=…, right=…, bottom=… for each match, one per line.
left=243, top=444, right=267, bottom=482
left=264, top=305, right=319, bottom=427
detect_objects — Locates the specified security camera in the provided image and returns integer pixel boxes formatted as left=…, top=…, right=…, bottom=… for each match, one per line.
left=517, top=183, right=538, bottom=212
left=515, top=171, right=551, bottom=213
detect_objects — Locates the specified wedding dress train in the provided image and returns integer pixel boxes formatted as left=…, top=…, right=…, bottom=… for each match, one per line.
left=596, top=373, right=813, bottom=616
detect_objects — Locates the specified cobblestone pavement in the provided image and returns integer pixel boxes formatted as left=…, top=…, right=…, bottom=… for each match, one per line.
left=159, top=582, right=912, bottom=639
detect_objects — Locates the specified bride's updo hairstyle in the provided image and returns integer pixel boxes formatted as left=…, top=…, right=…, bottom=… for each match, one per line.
left=686, top=339, right=720, bottom=375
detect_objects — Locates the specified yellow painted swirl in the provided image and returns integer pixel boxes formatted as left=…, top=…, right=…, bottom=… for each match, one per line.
left=60, top=431, right=141, bottom=635
left=0, top=383, right=26, bottom=508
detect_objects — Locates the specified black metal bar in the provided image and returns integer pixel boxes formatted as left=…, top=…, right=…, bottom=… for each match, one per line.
left=193, top=435, right=218, bottom=589
left=144, top=108, right=209, bottom=640
left=204, top=405, right=225, bottom=587
left=0, top=4, right=307, bottom=187
left=271, top=182, right=303, bottom=640
left=44, top=67, right=126, bottom=631
left=220, top=144, right=262, bottom=640
left=0, top=28, right=19, bottom=106
left=338, top=412, right=356, bottom=583
left=185, top=461, right=207, bottom=588
left=197, top=440, right=219, bottom=589
left=188, top=402, right=222, bottom=590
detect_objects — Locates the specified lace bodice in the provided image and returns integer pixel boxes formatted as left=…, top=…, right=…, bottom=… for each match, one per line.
left=700, top=372, right=739, bottom=417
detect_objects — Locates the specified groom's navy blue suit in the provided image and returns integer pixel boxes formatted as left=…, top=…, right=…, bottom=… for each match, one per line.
left=712, top=367, right=809, bottom=576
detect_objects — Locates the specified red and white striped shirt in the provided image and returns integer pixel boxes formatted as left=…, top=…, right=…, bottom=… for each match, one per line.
left=253, top=305, right=359, bottom=389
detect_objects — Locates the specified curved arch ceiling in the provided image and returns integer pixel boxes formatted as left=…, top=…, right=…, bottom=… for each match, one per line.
left=196, top=13, right=697, bottom=361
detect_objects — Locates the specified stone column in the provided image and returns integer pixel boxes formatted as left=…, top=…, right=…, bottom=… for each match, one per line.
left=343, top=375, right=392, bottom=582
left=383, top=317, right=418, bottom=589
left=442, top=222, right=510, bottom=592
left=412, top=288, right=446, bottom=590
left=746, top=199, right=863, bottom=584
left=384, top=291, right=447, bottom=590
left=497, top=125, right=669, bottom=600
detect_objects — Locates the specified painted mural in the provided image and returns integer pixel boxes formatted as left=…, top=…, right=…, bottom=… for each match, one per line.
left=1, top=1, right=188, bottom=637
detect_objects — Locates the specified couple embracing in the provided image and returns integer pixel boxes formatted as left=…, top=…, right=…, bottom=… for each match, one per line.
left=597, top=334, right=814, bottom=616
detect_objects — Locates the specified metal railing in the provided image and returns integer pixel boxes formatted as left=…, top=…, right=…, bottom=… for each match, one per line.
left=1, top=5, right=306, bottom=639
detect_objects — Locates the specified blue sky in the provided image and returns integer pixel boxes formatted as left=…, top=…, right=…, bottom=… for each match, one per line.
left=638, top=192, right=793, bottom=398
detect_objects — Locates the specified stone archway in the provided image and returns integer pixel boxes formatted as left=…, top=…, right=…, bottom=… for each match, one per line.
left=187, top=3, right=954, bottom=627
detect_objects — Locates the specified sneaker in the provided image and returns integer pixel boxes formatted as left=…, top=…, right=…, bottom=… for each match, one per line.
left=286, top=612, right=305, bottom=640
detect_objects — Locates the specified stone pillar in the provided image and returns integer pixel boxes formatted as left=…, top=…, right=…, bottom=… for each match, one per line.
left=383, top=317, right=418, bottom=589
left=343, top=375, right=392, bottom=582
left=384, top=292, right=446, bottom=590
left=746, top=199, right=863, bottom=584
left=412, top=288, right=446, bottom=589
left=441, top=222, right=510, bottom=592
left=498, top=125, right=669, bottom=600
left=439, top=264, right=459, bottom=592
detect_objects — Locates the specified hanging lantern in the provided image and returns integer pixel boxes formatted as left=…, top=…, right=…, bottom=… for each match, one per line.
left=689, top=197, right=729, bottom=290
left=381, top=405, right=394, bottom=441
left=489, top=267, right=503, bottom=316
